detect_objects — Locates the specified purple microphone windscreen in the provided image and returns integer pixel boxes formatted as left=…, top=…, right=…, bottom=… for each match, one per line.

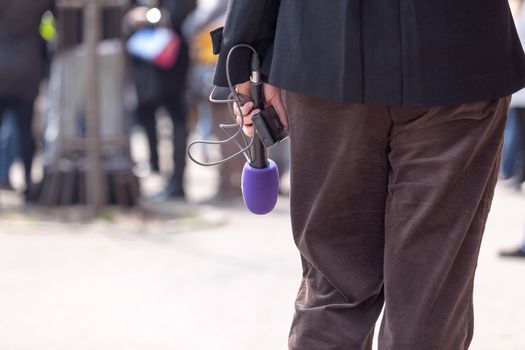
left=241, top=159, right=280, bottom=215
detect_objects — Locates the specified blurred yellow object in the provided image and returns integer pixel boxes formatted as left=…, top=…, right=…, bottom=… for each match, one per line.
left=39, top=11, right=56, bottom=42
left=192, top=23, right=222, bottom=66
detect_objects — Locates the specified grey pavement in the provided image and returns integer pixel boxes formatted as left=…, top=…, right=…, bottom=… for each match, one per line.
left=0, top=168, right=524, bottom=349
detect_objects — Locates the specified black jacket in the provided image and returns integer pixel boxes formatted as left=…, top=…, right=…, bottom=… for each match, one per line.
left=0, top=0, right=54, bottom=99
left=212, top=0, right=525, bottom=106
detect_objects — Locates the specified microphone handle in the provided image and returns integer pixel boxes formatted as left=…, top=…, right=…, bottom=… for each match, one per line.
left=250, top=78, right=268, bottom=169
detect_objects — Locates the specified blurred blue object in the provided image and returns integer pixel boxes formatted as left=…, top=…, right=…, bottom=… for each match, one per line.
left=126, top=27, right=181, bottom=69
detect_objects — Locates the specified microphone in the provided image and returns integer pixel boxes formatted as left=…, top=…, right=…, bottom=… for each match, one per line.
left=241, top=54, right=280, bottom=215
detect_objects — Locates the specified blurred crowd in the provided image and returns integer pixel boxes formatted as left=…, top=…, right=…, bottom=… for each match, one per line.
left=0, top=0, right=290, bottom=206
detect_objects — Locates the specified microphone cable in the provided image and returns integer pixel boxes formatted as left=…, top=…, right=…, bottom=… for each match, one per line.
left=187, top=44, right=260, bottom=167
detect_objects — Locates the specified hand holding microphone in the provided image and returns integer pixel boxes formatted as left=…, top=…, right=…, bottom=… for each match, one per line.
left=233, top=82, right=288, bottom=138
left=233, top=56, right=289, bottom=215
left=188, top=45, right=288, bottom=215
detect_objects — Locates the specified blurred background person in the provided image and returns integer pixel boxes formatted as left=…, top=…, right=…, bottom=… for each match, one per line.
left=501, top=0, right=525, bottom=190
left=501, top=108, right=525, bottom=190
left=0, top=0, right=55, bottom=197
left=127, top=0, right=195, bottom=201
left=500, top=0, right=525, bottom=258
left=0, top=112, right=16, bottom=190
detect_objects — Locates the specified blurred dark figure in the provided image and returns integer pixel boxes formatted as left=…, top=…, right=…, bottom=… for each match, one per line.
left=501, top=108, right=525, bottom=189
left=502, top=2, right=525, bottom=191
left=0, top=0, right=54, bottom=192
left=0, top=112, right=16, bottom=190
left=128, top=0, right=195, bottom=200
left=500, top=240, right=525, bottom=258
left=500, top=1, right=525, bottom=258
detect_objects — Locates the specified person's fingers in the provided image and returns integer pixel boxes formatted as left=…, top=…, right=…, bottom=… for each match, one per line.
left=264, top=84, right=289, bottom=129
left=236, top=114, right=255, bottom=137
left=236, top=109, right=261, bottom=125
left=268, top=98, right=288, bottom=129
left=236, top=109, right=260, bottom=125
left=235, top=82, right=288, bottom=137
left=236, top=108, right=260, bottom=137
left=235, top=93, right=252, bottom=107
left=272, top=98, right=288, bottom=129
left=265, top=88, right=281, bottom=104
left=269, top=94, right=288, bottom=128
left=242, top=124, right=255, bottom=137
left=236, top=116, right=248, bottom=125
left=233, top=101, right=254, bottom=117
left=236, top=81, right=251, bottom=97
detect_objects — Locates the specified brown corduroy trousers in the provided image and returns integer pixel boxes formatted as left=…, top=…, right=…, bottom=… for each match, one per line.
left=284, top=92, right=510, bottom=350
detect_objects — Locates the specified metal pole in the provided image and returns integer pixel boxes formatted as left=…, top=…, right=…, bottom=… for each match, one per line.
left=84, top=2, right=106, bottom=211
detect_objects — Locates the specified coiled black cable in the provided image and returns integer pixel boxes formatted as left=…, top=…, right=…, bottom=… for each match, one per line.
left=187, top=44, right=259, bottom=166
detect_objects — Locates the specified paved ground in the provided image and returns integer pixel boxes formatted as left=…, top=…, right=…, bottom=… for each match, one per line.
left=0, top=160, right=524, bottom=349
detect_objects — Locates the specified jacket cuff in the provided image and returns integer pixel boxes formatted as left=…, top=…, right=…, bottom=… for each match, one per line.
left=211, top=27, right=274, bottom=87
left=210, top=27, right=223, bottom=55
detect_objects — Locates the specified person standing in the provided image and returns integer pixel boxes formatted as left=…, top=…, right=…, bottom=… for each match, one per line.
left=500, top=0, right=525, bottom=259
left=501, top=0, right=525, bottom=188
left=0, top=112, right=16, bottom=190
left=0, top=0, right=54, bottom=194
left=129, top=0, right=195, bottom=199
left=212, top=1, right=525, bottom=349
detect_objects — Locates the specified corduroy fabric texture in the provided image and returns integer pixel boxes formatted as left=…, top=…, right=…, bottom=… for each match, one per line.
left=285, top=92, right=510, bottom=350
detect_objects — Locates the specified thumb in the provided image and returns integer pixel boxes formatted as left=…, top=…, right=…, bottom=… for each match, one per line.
left=271, top=95, right=289, bottom=129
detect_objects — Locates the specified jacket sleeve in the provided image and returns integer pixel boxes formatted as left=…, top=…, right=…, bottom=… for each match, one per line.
left=212, top=0, right=280, bottom=87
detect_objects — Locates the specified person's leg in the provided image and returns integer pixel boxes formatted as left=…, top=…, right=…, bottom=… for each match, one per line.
left=380, top=97, right=510, bottom=349
left=0, top=101, right=10, bottom=186
left=11, top=98, right=36, bottom=187
left=0, top=112, right=18, bottom=188
left=165, top=94, right=188, bottom=198
left=501, top=108, right=519, bottom=179
left=0, top=99, right=8, bottom=137
left=285, top=91, right=390, bottom=350
left=513, top=107, right=525, bottom=183
left=136, top=103, right=160, bottom=172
